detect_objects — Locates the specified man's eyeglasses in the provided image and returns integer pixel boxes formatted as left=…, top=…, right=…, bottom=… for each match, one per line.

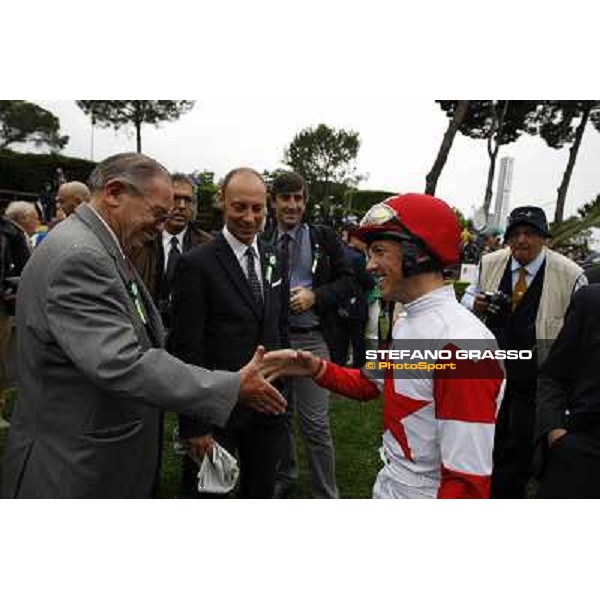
left=140, top=196, right=169, bottom=223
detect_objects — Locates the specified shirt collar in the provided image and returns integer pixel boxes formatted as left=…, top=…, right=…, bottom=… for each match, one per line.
left=404, top=285, right=455, bottom=316
left=163, top=227, right=186, bottom=247
left=88, top=205, right=125, bottom=259
left=277, top=223, right=304, bottom=242
left=511, top=247, right=546, bottom=276
left=223, top=225, right=259, bottom=261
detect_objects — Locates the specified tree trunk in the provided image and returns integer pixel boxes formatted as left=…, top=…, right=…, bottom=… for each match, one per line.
left=132, top=101, right=144, bottom=153
left=135, top=121, right=142, bottom=152
left=425, top=100, right=470, bottom=195
left=483, top=145, right=500, bottom=217
left=554, top=103, right=591, bottom=224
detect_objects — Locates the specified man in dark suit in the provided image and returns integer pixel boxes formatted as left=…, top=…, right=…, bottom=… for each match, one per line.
left=535, top=284, right=600, bottom=498
left=264, top=171, right=355, bottom=499
left=169, top=167, right=288, bottom=498
left=1, top=153, right=286, bottom=499
left=131, top=173, right=212, bottom=325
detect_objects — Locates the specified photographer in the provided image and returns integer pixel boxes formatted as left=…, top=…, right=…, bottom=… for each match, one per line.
left=461, top=206, right=586, bottom=497
left=1, top=213, right=31, bottom=422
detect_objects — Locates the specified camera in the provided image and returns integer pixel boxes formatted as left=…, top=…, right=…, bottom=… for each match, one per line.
left=481, top=290, right=512, bottom=319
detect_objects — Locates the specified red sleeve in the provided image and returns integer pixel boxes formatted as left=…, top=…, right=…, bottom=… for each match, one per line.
left=315, top=361, right=380, bottom=402
left=438, top=467, right=491, bottom=499
left=433, top=344, right=504, bottom=499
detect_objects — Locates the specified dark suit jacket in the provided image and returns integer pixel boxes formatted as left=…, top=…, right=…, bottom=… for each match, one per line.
left=131, top=222, right=212, bottom=302
left=1, top=205, right=239, bottom=498
left=263, top=223, right=355, bottom=350
left=584, top=263, right=600, bottom=285
left=536, top=284, right=600, bottom=442
left=0, top=216, right=31, bottom=316
left=169, top=232, right=288, bottom=439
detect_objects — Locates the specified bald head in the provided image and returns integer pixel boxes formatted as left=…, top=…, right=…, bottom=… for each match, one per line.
left=57, top=181, right=91, bottom=216
left=220, top=167, right=266, bottom=245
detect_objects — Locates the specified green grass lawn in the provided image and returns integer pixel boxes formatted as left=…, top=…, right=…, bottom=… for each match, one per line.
left=1, top=391, right=383, bottom=499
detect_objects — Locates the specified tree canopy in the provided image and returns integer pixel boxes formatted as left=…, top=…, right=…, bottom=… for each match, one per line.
left=283, top=124, right=361, bottom=207
left=0, top=100, right=68, bottom=151
left=527, top=100, right=600, bottom=223
left=439, top=100, right=540, bottom=218
left=76, top=100, right=195, bottom=152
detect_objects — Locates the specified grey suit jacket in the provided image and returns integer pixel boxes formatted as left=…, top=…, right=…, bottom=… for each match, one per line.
left=1, top=204, right=239, bottom=498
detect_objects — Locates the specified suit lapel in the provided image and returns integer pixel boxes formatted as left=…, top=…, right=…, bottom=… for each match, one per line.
left=215, top=233, right=263, bottom=321
left=74, top=204, right=163, bottom=348
left=258, top=239, right=272, bottom=322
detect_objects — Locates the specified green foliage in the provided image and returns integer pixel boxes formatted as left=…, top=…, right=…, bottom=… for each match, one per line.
left=577, top=193, right=600, bottom=219
left=262, top=168, right=289, bottom=190
left=343, top=189, right=396, bottom=219
left=439, top=100, right=539, bottom=145
left=550, top=192, right=600, bottom=248
left=0, top=149, right=96, bottom=193
left=438, top=100, right=542, bottom=215
left=76, top=100, right=195, bottom=152
left=529, top=101, right=600, bottom=149
left=0, top=100, right=68, bottom=151
left=283, top=123, right=361, bottom=207
left=527, top=101, right=600, bottom=223
left=453, top=280, right=470, bottom=299
left=191, top=170, right=222, bottom=232
left=452, top=207, right=468, bottom=229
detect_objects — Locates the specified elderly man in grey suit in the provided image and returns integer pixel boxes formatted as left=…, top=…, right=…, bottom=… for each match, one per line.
left=1, top=153, right=286, bottom=499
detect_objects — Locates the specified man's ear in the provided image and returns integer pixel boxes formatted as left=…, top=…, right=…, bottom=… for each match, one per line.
left=104, top=180, right=129, bottom=207
left=215, top=189, right=224, bottom=211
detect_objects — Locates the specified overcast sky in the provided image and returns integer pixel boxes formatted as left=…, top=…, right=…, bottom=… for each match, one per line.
left=26, top=99, right=600, bottom=225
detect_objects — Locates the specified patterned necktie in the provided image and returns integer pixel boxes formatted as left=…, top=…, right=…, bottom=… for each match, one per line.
left=245, top=247, right=263, bottom=306
left=166, top=236, right=181, bottom=284
left=280, top=233, right=291, bottom=282
left=512, top=266, right=528, bottom=311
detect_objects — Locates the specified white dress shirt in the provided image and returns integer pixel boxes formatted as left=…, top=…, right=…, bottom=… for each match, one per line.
left=162, top=228, right=186, bottom=273
left=222, top=226, right=263, bottom=293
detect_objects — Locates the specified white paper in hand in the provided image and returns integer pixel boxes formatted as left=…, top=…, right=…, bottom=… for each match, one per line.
left=197, top=442, right=240, bottom=494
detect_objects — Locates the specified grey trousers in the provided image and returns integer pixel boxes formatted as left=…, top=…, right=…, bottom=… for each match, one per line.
left=276, top=330, right=339, bottom=498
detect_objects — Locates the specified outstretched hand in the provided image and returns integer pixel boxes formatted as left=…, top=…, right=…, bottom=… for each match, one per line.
left=262, top=348, right=321, bottom=381
left=238, top=346, right=287, bottom=414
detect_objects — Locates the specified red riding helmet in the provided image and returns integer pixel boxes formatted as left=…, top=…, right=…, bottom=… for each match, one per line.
left=356, top=193, right=460, bottom=268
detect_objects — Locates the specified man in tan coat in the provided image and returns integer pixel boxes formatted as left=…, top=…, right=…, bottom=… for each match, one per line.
left=461, top=206, right=586, bottom=497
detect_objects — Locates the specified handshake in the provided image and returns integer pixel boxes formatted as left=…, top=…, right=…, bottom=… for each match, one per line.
left=237, top=346, right=324, bottom=415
